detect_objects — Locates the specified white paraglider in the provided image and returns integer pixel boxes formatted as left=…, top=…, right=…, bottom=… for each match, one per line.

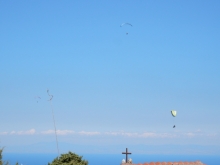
left=171, top=110, right=177, bottom=128
left=171, top=110, right=177, bottom=117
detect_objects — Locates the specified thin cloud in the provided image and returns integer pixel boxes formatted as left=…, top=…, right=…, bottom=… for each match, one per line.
left=104, top=131, right=140, bottom=137
left=10, top=131, right=16, bottom=134
left=41, top=130, right=100, bottom=136
left=0, top=132, right=8, bottom=135
left=184, top=132, right=196, bottom=137
left=57, top=130, right=74, bottom=135
left=140, top=132, right=157, bottom=138
left=206, top=133, right=217, bottom=137
left=9, top=129, right=36, bottom=135
left=41, top=129, right=74, bottom=135
left=196, top=129, right=202, bottom=132
left=104, top=132, right=119, bottom=136
left=105, top=131, right=176, bottom=138
left=1, top=129, right=218, bottom=139
left=78, top=131, right=101, bottom=136
left=41, top=130, right=54, bottom=135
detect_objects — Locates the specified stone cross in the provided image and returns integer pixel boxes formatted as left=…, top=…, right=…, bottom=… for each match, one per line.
left=122, top=148, right=131, bottom=163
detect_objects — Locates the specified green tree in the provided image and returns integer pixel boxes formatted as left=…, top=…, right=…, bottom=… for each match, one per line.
left=0, top=148, right=19, bottom=165
left=0, top=148, right=9, bottom=165
left=48, top=152, right=88, bottom=165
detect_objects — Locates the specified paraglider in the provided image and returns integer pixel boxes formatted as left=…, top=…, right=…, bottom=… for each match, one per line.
left=34, top=96, right=41, bottom=103
left=120, top=23, right=132, bottom=35
left=171, top=110, right=177, bottom=128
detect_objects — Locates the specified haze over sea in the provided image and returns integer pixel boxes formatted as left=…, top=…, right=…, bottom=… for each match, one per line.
left=1, top=1, right=220, bottom=165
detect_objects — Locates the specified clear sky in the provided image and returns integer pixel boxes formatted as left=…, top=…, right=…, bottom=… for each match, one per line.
left=0, top=0, right=220, bottom=155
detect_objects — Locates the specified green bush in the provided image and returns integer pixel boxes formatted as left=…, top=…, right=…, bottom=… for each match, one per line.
left=48, top=151, right=88, bottom=165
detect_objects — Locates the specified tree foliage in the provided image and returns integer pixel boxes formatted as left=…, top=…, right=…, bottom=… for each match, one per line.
left=0, top=148, right=18, bottom=165
left=0, top=148, right=9, bottom=165
left=48, top=152, right=88, bottom=165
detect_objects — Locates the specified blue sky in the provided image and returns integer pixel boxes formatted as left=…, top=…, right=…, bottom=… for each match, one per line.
left=0, top=0, right=220, bottom=155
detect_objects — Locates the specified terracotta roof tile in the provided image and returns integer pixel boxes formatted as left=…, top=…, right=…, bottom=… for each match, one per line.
left=124, top=161, right=206, bottom=165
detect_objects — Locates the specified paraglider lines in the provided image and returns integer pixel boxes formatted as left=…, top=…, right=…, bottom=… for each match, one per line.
left=47, top=89, right=60, bottom=156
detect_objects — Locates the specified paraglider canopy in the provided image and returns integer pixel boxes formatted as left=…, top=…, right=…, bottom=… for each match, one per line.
left=120, top=23, right=132, bottom=27
left=171, top=110, right=177, bottom=117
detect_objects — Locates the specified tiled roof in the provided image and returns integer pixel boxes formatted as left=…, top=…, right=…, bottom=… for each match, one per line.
left=122, top=161, right=206, bottom=165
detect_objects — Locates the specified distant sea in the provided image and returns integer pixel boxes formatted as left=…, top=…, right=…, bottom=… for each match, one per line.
left=3, top=153, right=220, bottom=165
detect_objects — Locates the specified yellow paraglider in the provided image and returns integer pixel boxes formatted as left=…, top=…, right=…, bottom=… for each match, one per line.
left=171, top=110, right=177, bottom=117
left=171, top=110, right=177, bottom=128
